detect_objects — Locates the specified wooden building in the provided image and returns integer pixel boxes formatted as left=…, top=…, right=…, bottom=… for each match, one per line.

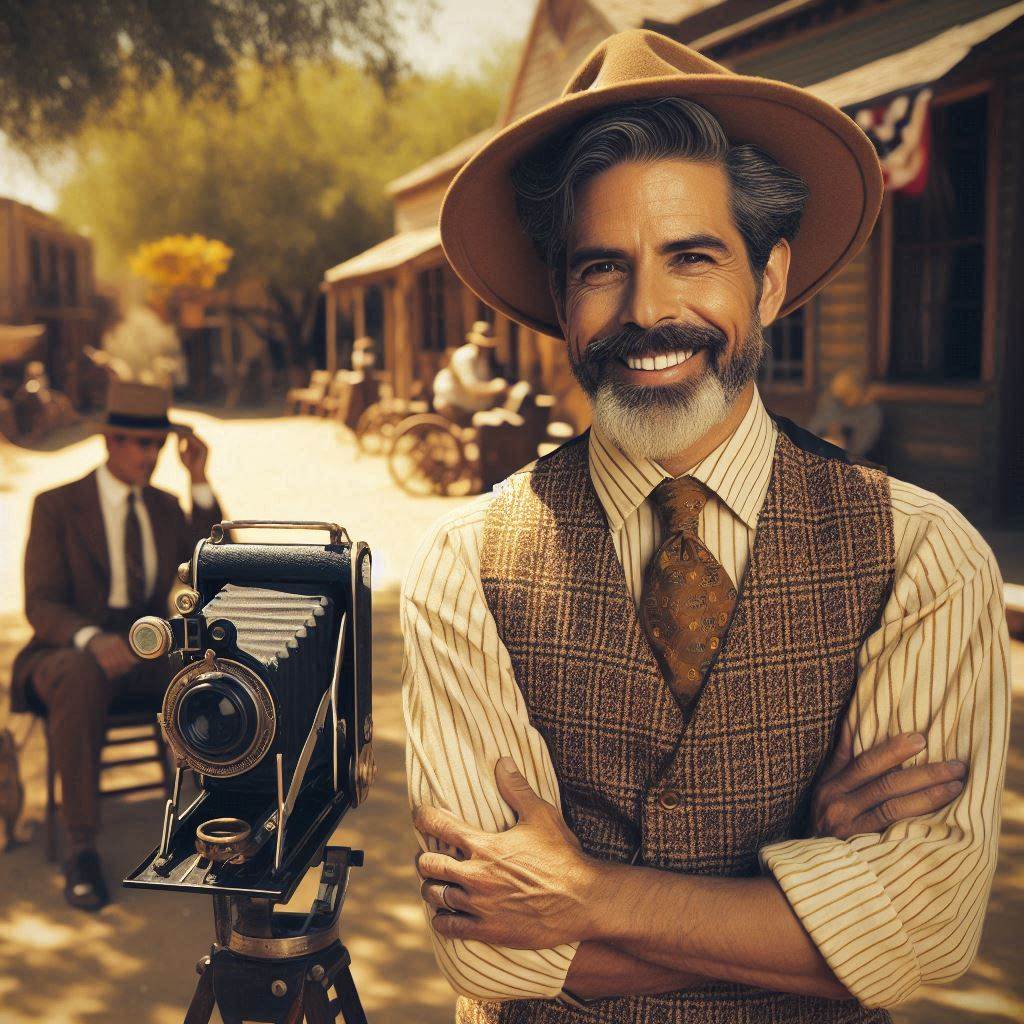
left=324, top=0, right=1024, bottom=525
left=0, top=198, right=97, bottom=406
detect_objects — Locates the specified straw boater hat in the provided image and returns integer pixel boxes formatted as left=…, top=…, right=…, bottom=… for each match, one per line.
left=440, top=29, right=884, bottom=339
left=466, top=320, right=497, bottom=348
left=94, top=379, right=189, bottom=438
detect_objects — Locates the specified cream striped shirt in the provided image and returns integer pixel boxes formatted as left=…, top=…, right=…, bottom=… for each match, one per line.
left=401, top=387, right=1010, bottom=1009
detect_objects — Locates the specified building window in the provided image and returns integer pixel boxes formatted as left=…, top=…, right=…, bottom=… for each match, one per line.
left=419, top=267, right=447, bottom=352
left=64, top=249, right=78, bottom=306
left=760, top=308, right=809, bottom=387
left=46, top=242, right=60, bottom=306
left=29, top=237, right=43, bottom=297
left=886, top=91, right=988, bottom=381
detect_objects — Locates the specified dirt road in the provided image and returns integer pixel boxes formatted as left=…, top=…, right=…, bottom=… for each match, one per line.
left=0, top=408, right=1019, bottom=1023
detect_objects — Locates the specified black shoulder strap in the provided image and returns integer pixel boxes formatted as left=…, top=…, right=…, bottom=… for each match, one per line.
left=769, top=412, right=887, bottom=473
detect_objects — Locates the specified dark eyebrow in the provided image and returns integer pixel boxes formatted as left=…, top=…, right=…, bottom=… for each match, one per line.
left=568, top=234, right=731, bottom=272
left=661, top=233, right=731, bottom=256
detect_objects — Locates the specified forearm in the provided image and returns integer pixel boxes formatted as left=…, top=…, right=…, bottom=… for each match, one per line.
left=565, top=941, right=703, bottom=999
left=590, top=865, right=849, bottom=1000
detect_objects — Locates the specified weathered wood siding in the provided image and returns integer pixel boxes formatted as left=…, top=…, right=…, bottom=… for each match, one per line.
left=394, top=181, right=450, bottom=234
left=504, top=1, right=613, bottom=124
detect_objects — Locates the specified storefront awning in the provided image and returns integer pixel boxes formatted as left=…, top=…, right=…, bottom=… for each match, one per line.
left=324, top=225, right=441, bottom=285
left=806, top=0, right=1024, bottom=109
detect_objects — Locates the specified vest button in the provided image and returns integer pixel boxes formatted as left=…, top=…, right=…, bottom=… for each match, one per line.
left=659, top=788, right=681, bottom=810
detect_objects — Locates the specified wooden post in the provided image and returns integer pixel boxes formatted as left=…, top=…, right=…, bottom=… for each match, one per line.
left=352, top=286, right=366, bottom=341
left=325, top=286, right=338, bottom=374
left=393, top=269, right=413, bottom=400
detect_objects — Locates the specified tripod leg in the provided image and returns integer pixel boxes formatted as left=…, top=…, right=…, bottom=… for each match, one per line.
left=282, top=985, right=306, bottom=1024
left=330, top=966, right=367, bottom=1024
left=183, top=959, right=216, bottom=1024
left=303, top=979, right=335, bottom=1024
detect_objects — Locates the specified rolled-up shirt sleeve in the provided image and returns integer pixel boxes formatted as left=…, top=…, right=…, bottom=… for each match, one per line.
left=401, top=499, right=578, bottom=1001
left=760, top=486, right=1010, bottom=1008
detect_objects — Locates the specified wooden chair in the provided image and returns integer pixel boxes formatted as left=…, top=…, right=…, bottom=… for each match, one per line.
left=286, top=370, right=331, bottom=414
left=34, top=691, right=172, bottom=862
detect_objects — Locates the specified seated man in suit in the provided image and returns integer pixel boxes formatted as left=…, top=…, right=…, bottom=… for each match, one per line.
left=11, top=380, right=223, bottom=910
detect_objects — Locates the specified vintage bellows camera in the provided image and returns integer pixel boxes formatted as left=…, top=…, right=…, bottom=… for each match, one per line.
left=123, top=520, right=373, bottom=903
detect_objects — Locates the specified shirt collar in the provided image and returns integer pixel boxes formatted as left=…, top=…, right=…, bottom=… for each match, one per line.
left=588, top=387, right=778, bottom=531
left=96, top=462, right=139, bottom=507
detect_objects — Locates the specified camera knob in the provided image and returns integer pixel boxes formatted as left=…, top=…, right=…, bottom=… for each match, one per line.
left=129, top=616, right=174, bottom=659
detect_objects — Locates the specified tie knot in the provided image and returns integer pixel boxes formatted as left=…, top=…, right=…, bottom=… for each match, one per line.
left=651, top=476, right=708, bottom=535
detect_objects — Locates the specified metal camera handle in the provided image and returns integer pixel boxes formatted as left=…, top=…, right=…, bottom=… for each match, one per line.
left=210, top=520, right=351, bottom=546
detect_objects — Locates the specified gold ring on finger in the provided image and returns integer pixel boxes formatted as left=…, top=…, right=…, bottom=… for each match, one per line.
left=440, top=883, right=455, bottom=910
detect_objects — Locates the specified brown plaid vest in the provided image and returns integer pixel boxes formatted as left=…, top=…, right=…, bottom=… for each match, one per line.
left=466, top=424, right=895, bottom=1024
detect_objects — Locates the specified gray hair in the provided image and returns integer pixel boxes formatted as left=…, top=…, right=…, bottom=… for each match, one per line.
left=510, top=98, right=810, bottom=299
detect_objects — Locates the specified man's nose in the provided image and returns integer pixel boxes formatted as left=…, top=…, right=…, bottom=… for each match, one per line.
left=624, top=263, right=677, bottom=331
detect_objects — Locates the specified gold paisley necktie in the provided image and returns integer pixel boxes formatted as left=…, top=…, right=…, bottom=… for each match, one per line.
left=639, top=476, right=738, bottom=716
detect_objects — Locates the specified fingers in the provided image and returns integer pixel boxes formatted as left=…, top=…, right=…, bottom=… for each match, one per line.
left=494, top=758, right=547, bottom=820
left=829, top=733, right=927, bottom=794
left=844, top=760, right=968, bottom=818
left=420, top=879, right=471, bottom=912
left=412, top=804, right=482, bottom=856
left=852, top=780, right=965, bottom=835
left=415, top=850, right=471, bottom=886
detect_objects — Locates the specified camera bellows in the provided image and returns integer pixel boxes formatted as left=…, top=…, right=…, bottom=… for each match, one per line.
left=202, top=584, right=330, bottom=667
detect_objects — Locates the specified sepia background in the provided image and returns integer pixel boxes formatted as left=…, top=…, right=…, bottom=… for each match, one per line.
left=1, top=1, right=1021, bottom=1021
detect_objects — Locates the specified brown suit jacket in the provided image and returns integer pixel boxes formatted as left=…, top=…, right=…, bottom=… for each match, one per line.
left=11, top=469, right=223, bottom=711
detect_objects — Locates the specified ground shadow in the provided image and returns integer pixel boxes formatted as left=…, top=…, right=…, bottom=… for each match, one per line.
left=0, top=585, right=454, bottom=1024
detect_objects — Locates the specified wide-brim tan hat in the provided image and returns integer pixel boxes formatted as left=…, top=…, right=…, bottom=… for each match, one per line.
left=440, top=29, right=883, bottom=339
left=92, top=379, right=190, bottom=438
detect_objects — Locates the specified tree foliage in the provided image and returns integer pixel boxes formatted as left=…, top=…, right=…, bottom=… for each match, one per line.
left=0, top=0, right=425, bottom=149
left=57, top=50, right=515, bottom=360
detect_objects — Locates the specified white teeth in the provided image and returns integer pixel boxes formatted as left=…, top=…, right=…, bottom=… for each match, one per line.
left=625, top=349, right=694, bottom=371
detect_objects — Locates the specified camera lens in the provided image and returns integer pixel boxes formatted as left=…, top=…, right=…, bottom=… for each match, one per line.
left=176, top=676, right=258, bottom=763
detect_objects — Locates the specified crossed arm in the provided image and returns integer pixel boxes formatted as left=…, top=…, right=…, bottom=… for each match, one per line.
left=402, top=500, right=1009, bottom=1007
left=413, top=733, right=966, bottom=1002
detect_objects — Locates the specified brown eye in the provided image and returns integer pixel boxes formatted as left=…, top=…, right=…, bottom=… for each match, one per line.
left=582, top=261, right=618, bottom=280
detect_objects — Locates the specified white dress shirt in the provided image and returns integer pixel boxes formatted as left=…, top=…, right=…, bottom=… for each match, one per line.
left=73, top=464, right=214, bottom=649
left=402, top=387, right=1009, bottom=1008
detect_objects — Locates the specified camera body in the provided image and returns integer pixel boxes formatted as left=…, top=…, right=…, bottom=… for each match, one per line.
left=124, top=521, right=373, bottom=902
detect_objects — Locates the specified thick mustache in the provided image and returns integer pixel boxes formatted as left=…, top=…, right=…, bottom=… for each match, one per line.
left=581, top=322, right=728, bottom=368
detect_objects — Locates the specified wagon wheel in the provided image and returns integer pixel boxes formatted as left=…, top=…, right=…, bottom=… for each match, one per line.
left=355, top=402, right=405, bottom=456
left=388, top=415, right=477, bottom=496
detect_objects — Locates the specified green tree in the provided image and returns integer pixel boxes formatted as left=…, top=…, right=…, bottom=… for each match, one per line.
left=58, top=52, right=514, bottom=363
left=0, top=0, right=426, bottom=150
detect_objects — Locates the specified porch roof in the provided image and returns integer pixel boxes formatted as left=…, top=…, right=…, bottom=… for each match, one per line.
left=805, top=1, right=1024, bottom=109
left=323, top=225, right=441, bottom=285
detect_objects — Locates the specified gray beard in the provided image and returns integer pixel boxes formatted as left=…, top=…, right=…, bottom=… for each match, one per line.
left=581, top=319, right=766, bottom=463
left=593, top=373, right=732, bottom=462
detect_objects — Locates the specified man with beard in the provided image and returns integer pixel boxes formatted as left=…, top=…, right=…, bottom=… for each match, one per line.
left=402, top=31, right=1008, bottom=1024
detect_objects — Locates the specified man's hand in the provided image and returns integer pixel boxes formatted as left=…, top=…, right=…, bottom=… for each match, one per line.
left=414, top=758, right=601, bottom=949
left=809, top=729, right=966, bottom=839
left=86, top=632, right=138, bottom=680
left=177, top=430, right=209, bottom=483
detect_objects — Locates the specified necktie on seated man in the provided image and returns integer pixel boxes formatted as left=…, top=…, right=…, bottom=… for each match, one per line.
left=639, top=476, right=738, bottom=717
left=125, top=489, right=147, bottom=611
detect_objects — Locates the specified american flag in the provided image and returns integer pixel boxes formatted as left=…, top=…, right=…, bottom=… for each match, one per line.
left=852, top=88, right=932, bottom=195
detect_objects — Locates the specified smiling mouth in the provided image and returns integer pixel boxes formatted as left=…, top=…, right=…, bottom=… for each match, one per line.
left=619, top=348, right=697, bottom=371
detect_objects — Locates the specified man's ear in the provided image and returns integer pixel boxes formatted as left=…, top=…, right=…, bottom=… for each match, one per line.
left=757, top=239, right=792, bottom=328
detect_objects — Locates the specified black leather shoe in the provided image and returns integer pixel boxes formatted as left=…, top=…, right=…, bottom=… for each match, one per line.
left=63, top=849, right=109, bottom=911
